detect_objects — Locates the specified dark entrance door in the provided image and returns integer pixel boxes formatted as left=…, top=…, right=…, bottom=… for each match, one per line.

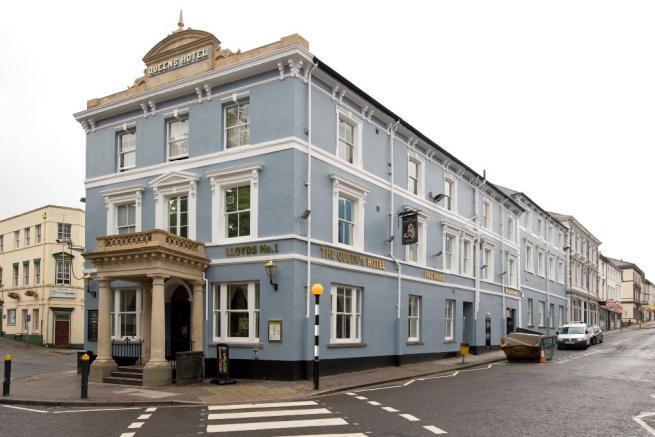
left=462, top=302, right=474, bottom=346
left=169, top=287, right=191, bottom=359
left=506, top=308, right=515, bottom=334
left=54, top=314, right=70, bottom=346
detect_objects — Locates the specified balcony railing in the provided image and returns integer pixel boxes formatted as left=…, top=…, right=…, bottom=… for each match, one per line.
left=111, top=338, right=142, bottom=366
left=93, top=229, right=206, bottom=258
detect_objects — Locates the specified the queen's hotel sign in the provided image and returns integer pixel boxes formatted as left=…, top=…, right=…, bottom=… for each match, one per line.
left=148, top=47, right=209, bottom=76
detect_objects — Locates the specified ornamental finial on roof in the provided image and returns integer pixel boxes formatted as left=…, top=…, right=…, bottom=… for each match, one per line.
left=176, top=9, right=184, bottom=32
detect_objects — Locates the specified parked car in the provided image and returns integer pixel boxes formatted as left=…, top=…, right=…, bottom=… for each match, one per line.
left=556, top=323, right=593, bottom=349
left=590, top=325, right=604, bottom=345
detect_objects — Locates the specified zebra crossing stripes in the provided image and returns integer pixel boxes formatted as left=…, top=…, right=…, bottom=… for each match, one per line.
left=205, top=400, right=360, bottom=435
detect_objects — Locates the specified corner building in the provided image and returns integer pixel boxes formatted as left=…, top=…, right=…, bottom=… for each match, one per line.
left=76, top=22, right=525, bottom=385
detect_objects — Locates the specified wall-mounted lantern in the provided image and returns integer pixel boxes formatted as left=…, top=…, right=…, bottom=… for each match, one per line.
left=264, top=260, right=278, bottom=291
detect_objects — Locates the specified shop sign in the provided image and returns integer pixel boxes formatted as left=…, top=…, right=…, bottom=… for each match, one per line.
left=319, top=246, right=385, bottom=270
left=50, top=289, right=76, bottom=299
left=424, top=270, right=445, bottom=282
left=147, top=47, right=209, bottom=76
left=268, top=320, right=283, bottom=342
left=225, top=243, right=280, bottom=257
left=401, top=212, right=419, bottom=245
left=505, top=287, right=520, bottom=297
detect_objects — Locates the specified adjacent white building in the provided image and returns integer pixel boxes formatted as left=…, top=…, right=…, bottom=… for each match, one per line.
left=598, top=254, right=623, bottom=330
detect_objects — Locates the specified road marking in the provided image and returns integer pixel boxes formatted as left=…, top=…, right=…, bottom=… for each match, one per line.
left=346, top=392, right=356, bottom=396
left=138, top=413, right=152, bottom=420
left=424, top=425, right=448, bottom=434
left=403, top=379, right=416, bottom=386
left=1, top=405, right=48, bottom=413
left=382, top=407, right=399, bottom=412
left=206, top=417, right=348, bottom=433
left=119, top=433, right=135, bottom=437
left=53, top=407, right=141, bottom=414
left=275, top=434, right=367, bottom=437
left=145, top=407, right=158, bottom=412
left=353, top=385, right=402, bottom=392
left=367, top=401, right=381, bottom=406
left=633, top=412, right=655, bottom=436
left=400, top=413, right=420, bottom=422
left=208, top=401, right=317, bottom=411
left=355, top=396, right=368, bottom=400
left=208, top=408, right=331, bottom=420
left=127, top=422, right=144, bottom=429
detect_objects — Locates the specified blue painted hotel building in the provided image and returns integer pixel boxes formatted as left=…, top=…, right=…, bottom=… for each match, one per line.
left=75, top=21, right=533, bottom=385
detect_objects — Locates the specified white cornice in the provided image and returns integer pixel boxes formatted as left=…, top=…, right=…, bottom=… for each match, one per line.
left=74, top=45, right=313, bottom=122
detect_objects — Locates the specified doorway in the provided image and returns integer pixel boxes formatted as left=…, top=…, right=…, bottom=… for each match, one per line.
left=506, top=308, right=515, bottom=334
left=54, top=314, right=70, bottom=346
left=169, top=287, right=191, bottom=359
left=462, top=302, right=474, bottom=346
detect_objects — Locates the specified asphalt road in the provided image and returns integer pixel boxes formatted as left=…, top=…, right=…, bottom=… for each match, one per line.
left=2, top=327, right=654, bottom=436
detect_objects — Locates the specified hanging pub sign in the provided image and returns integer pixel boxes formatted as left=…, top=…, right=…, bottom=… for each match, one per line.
left=400, top=211, right=419, bottom=245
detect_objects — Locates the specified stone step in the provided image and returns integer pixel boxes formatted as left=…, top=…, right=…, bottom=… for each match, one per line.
left=103, top=376, right=143, bottom=386
left=110, top=371, right=144, bottom=379
left=117, top=366, right=144, bottom=374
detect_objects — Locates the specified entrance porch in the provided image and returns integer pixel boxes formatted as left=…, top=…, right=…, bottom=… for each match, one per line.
left=84, top=230, right=209, bottom=386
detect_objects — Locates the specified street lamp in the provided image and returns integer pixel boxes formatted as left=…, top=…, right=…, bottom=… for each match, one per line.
left=311, top=283, right=324, bottom=390
left=264, top=260, right=278, bottom=291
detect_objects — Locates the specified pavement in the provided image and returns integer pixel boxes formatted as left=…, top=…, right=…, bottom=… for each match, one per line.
left=0, top=334, right=509, bottom=406
left=0, top=324, right=653, bottom=436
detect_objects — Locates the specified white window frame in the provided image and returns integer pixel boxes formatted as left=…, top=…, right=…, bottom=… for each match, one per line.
left=32, top=308, right=40, bottom=332
left=55, top=257, right=71, bottom=285
left=482, top=199, right=493, bottom=230
left=445, top=299, right=455, bottom=341
left=506, top=215, right=515, bottom=242
left=482, top=244, right=495, bottom=282
left=7, top=309, right=16, bottom=326
left=405, top=214, right=428, bottom=265
left=330, top=285, right=363, bottom=344
left=34, top=260, right=41, bottom=285
left=14, top=231, right=20, bottom=249
left=331, top=174, right=367, bottom=250
left=537, top=250, right=546, bottom=277
left=407, top=154, right=424, bottom=197
left=57, top=223, right=72, bottom=242
left=102, top=185, right=144, bottom=236
left=549, top=303, right=555, bottom=329
left=525, top=242, right=534, bottom=273
left=23, top=262, right=29, bottom=286
left=12, top=264, right=19, bottom=287
left=35, top=224, right=41, bottom=244
left=0, top=235, right=3, bottom=252
left=117, top=130, right=136, bottom=172
left=527, top=298, right=534, bottom=326
left=209, top=163, right=262, bottom=244
left=507, top=254, right=518, bottom=288
left=223, top=101, right=250, bottom=149
left=166, top=116, right=190, bottom=161
left=213, top=282, right=260, bottom=343
left=538, top=301, right=546, bottom=327
left=443, top=232, right=458, bottom=273
left=111, top=288, right=142, bottom=340
left=462, top=237, right=474, bottom=277
left=150, top=171, right=198, bottom=240
left=336, top=108, right=363, bottom=167
left=408, top=295, right=421, bottom=342
left=443, top=175, right=457, bottom=213
left=548, top=256, right=555, bottom=281
left=24, top=228, right=30, bottom=246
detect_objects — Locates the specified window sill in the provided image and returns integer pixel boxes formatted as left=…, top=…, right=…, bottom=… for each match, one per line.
left=327, top=342, right=366, bottom=348
left=444, top=339, right=457, bottom=344
left=407, top=340, right=423, bottom=346
left=209, top=341, right=263, bottom=349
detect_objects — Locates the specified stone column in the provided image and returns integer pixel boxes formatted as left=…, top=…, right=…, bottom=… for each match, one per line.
left=90, top=278, right=116, bottom=382
left=141, top=282, right=152, bottom=364
left=191, top=281, right=204, bottom=352
left=144, top=275, right=171, bottom=386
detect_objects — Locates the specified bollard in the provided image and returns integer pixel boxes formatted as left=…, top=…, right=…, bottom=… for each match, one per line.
left=3, top=354, right=11, bottom=396
left=460, top=343, right=469, bottom=364
left=80, top=353, right=90, bottom=399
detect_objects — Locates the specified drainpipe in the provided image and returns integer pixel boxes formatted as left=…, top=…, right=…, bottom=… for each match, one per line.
left=42, top=212, right=47, bottom=344
left=388, top=120, right=401, bottom=365
left=474, top=175, right=486, bottom=322
left=545, top=219, right=551, bottom=336
left=305, top=62, right=318, bottom=371
left=500, top=201, right=507, bottom=336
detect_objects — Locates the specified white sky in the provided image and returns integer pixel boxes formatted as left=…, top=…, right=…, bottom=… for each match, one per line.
left=1, top=1, right=653, bottom=276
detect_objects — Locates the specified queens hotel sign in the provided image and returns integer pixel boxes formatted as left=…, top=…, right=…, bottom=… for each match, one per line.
left=147, top=47, right=210, bottom=76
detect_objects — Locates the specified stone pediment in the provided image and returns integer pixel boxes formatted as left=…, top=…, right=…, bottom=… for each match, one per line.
left=143, top=29, right=221, bottom=65
left=149, top=171, right=199, bottom=189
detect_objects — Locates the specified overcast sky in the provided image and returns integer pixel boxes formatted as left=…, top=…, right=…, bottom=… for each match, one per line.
left=1, top=1, right=653, bottom=276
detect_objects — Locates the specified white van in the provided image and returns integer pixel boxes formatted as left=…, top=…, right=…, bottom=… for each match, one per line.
left=556, top=323, right=593, bottom=349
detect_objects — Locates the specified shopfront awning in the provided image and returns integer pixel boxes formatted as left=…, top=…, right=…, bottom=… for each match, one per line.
left=600, top=299, right=624, bottom=314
